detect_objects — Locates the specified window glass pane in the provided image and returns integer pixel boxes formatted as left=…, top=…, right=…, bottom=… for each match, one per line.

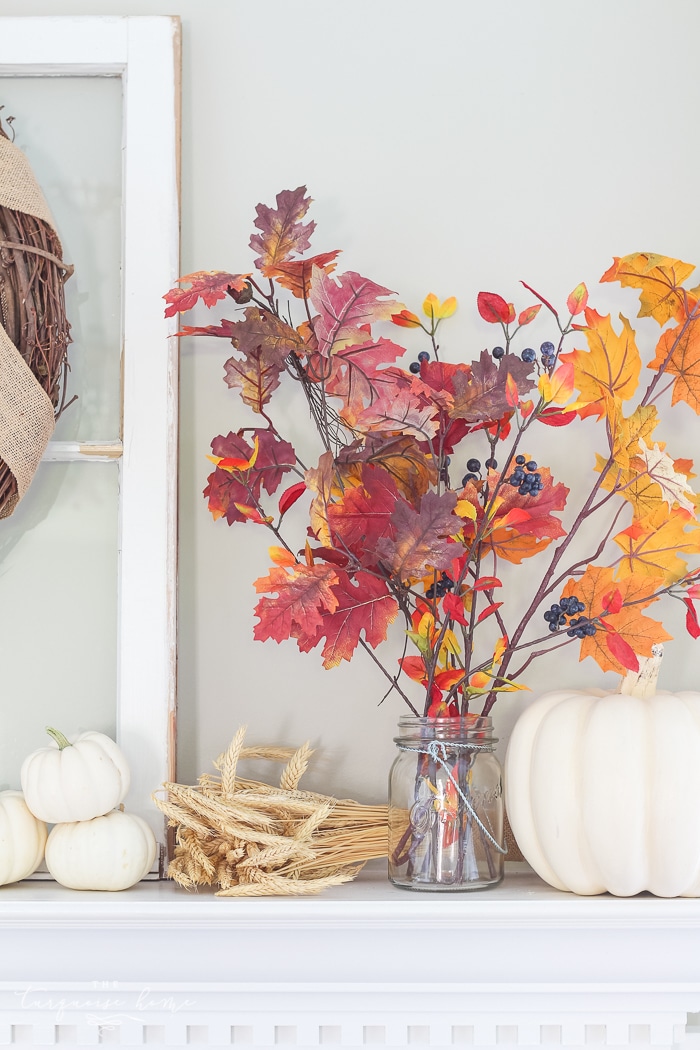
left=0, top=76, right=122, bottom=441
left=0, top=461, right=118, bottom=790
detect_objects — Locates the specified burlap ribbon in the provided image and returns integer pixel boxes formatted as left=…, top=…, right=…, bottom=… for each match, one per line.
left=0, top=133, right=61, bottom=516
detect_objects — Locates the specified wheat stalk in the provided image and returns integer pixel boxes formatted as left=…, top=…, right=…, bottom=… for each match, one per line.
left=153, top=726, right=388, bottom=897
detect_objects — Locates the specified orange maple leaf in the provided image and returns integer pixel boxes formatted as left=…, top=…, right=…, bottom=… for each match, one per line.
left=562, top=566, right=670, bottom=676
left=647, top=314, right=700, bottom=413
left=265, top=250, right=341, bottom=298
left=601, top=252, right=696, bottom=326
left=613, top=507, right=700, bottom=585
left=560, top=308, right=641, bottom=421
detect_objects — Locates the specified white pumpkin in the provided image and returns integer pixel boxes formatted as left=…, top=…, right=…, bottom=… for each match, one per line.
left=21, top=727, right=131, bottom=824
left=45, top=809, right=157, bottom=891
left=505, top=679, right=700, bottom=897
left=0, top=790, right=48, bottom=885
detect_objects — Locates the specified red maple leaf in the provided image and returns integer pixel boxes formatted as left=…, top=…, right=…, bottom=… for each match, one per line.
left=490, top=467, right=569, bottom=540
left=450, top=351, right=534, bottom=423
left=223, top=308, right=305, bottom=412
left=419, top=359, right=471, bottom=400
left=376, top=490, right=458, bottom=580
left=296, top=569, right=399, bottom=668
left=310, top=269, right=400, bottom=357
left=249, top=186, right=316, bottom=272
left=324, top=336, right=408, bottom=420
left=204, top=430, right=296, bottom=525
left=164, top=271, right=250, bottom=317
left=327, top=465, right=400, bottom=565
left=253, top=563, right=339, bottom=644
left=178, top=319, right=238, bottom=339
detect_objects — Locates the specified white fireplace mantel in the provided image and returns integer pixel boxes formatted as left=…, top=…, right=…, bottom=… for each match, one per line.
left=2, top=863, right=700, bottom=1049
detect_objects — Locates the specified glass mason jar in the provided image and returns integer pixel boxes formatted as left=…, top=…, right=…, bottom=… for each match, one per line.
left=388, top=716, right=505, bottom=891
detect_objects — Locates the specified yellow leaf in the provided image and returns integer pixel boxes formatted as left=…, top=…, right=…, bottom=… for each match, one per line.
left=545, top=361, right=574, bottom=405
left=469, top=671, right=490, bottom=689
left=422, top=293, right=457, bottom=320
left=611, top=404, right=659, bottom=471
left=492, top=635, right=508, bottom=664
left=537, top=373, right=552, bottom=401
left=437, top=629, right=461, bottom=664
left=497, top=681, right=531, bottom=692
left=454, top=498, right=477, bottom=521
left=269, top=545, right=297, bottom=567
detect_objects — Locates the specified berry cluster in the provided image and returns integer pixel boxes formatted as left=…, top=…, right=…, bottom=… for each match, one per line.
left=491, top=342, right=557, bottom=369
left=540, top=340, right=556, bottom=368
left=409, top=350, right=431, bottom=374
left=426, top=572, right=455, bottom=600
left=543, top=595, right=597, bottom=637
left=461, top=457, right=497, bottom=487
left=507, top=454, right=543, bottom=496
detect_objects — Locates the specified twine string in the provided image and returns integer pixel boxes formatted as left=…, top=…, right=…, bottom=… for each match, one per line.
left=397, top=739, right=507, bottom=855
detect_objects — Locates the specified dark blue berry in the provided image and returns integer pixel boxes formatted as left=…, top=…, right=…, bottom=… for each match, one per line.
left=521, top=348, right=536, bottom=363
left=462, top=473, right=478, bottom=486
left=540, top=341, right=555, bottom=355
left=418, top=351, right=430, bottom=362
left=515, top=455, right=526, bottom=465
left=492, top=346, right=505, bottom=359
left=485, top=457, right=497, bottom=469
left=526, top=460, right=538, bottom=472
left=426, top=586, right=435, bottom=599
left=467, top=458, right=481, bottom=473
left=409, top=361, right=421, bottom=374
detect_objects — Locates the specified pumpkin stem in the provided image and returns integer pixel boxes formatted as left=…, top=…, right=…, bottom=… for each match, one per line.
left=620, top=644, right=664, bottom=699
left=45, top=726, right=72, bottom=750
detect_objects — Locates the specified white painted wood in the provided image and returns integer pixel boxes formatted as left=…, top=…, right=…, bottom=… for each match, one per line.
left=0, top=17, right=180, bottom=868
left=116, top=15, right=180, bottom=862
left=0, top=869, right=700, bottom=1045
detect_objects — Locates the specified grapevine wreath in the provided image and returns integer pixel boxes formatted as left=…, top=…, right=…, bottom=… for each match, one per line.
left=0, top=111, right=73, bottom=519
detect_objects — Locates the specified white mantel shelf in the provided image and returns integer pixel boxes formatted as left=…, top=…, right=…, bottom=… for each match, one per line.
left=2, top=863, right=700, bottom=1048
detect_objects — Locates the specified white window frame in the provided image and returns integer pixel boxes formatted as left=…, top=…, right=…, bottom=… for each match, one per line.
left=0, top=16, right=181, bottom=873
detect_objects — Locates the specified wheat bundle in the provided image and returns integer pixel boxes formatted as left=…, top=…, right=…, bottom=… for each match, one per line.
left=153, top=726, right=389, bottom=896
left=0, top=113, right=73, bottom=518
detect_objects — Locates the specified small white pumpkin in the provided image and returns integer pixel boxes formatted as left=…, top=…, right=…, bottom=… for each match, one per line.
left=45, top=809, right=157, bottom=891
left=505, top=653, right=700, bottom=897
left=0, top=790, right=48, bottom=885
left=21, top=727, right=131, bottom=824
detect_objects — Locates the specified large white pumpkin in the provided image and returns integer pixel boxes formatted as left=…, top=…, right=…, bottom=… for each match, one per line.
left=0, top=790, right=47, bottom=885
left=21, top=728, right=131, bottom=824
left=45, top=809, right=157, bottom=891
left=505, top=686, right=700, bottom=897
